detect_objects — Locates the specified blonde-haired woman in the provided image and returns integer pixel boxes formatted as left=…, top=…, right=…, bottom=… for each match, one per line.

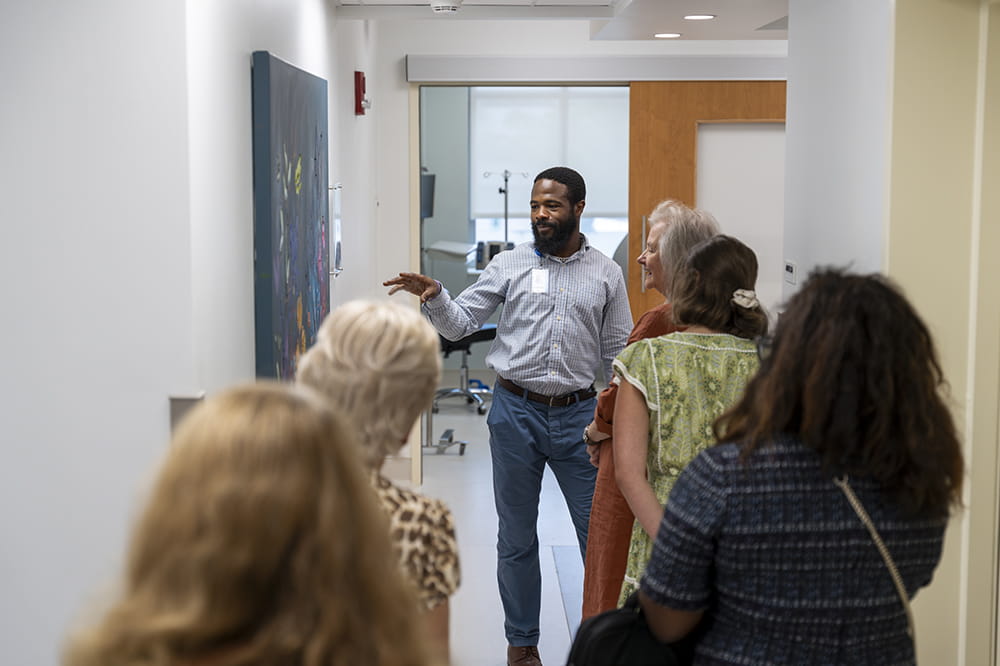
left=297, top=300, right=460, bottom=661
left=64, top=382, right=435, bottom=666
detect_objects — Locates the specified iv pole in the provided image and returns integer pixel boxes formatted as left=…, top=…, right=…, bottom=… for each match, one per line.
left=483, top=170, right=528, bottom=244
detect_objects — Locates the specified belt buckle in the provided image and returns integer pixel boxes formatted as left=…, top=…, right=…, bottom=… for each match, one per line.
left=554, top=391, right=577, bottom=407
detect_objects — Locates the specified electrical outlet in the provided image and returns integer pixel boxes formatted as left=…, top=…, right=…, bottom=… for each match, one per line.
left=784, top=261, right=797, bottom=285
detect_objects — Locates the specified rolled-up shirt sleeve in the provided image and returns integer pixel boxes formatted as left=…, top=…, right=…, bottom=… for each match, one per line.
left=421, top=260, right=506, bottom=341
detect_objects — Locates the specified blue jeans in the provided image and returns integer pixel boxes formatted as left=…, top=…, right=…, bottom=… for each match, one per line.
left=487, top=382, right=598, bottom=646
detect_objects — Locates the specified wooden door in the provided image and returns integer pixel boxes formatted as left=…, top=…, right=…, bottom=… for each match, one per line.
left=627, top=81, right=787, bottom=320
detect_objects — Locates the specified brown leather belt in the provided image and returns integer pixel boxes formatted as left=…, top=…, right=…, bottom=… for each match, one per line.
left=497, top=376, right=596, bottom=407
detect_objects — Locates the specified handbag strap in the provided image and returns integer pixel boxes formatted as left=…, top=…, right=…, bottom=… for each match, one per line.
left=833, top=475, right=916, bottom=649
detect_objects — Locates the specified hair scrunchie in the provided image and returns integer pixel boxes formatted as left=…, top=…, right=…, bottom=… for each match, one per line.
left=732, top=289, right=759, bottom=310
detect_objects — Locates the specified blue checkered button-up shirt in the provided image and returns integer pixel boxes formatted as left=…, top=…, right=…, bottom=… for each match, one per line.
left=422, top=237, right=633, bottom=396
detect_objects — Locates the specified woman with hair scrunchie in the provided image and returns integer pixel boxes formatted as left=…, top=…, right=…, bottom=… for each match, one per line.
left=613, top=234, right=768, bottom=603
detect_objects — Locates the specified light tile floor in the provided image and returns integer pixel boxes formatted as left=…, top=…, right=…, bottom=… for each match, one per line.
left=416, top=381, right=584, bottom=666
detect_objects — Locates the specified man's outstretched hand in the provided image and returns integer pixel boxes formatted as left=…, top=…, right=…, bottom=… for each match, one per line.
left=383, top=272, right=441, bottom=303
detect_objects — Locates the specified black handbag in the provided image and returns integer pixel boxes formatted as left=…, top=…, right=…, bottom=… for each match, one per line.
left=566, top=592, right=694, bottom=666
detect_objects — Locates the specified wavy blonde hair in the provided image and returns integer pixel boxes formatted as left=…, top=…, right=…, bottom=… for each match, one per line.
left=296, top=300, right=441, bottom=469
left=64, top=382, right=434, bottom=666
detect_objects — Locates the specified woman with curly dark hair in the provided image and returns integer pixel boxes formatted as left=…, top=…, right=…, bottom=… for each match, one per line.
left=638, top=269, right=963, bottom=665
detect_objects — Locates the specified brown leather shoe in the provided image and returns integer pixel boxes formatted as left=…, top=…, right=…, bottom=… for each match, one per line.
left=507, top=645, right=542, bottom=666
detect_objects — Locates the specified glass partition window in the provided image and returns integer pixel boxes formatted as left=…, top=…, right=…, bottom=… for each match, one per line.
left=420, top=85, right=629, bottom=281
left=469, top=86, right=629, bottom=254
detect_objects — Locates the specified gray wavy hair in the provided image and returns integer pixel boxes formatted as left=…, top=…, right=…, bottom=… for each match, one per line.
left=648, top=199, right=721, bottom=299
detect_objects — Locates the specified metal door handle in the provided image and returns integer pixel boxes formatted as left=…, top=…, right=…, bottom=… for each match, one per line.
left=640, top=214, right=647, bottom=293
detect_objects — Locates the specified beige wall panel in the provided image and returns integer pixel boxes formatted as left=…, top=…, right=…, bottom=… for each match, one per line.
left=887, top=1, right=995, bottom=663
left=973, top=3, right=1000, bottom=662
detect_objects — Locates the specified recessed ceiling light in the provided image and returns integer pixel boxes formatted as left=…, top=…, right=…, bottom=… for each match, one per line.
left=654, top=33, right=682, bottom=39
left=684, top=14, right=716, bottom=20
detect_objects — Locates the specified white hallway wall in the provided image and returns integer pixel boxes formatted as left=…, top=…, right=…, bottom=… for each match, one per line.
left=332, top=20, right=379, bottom=312
left=0, top=3, right=192, bottom=663
left=783, top=0, right=892, bottom=283
left=187, top=0, right=340, bottom=394
left=0, top=1, right=343, bottom=662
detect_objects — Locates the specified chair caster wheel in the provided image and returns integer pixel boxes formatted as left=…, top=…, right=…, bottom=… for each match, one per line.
left=431, top=406, right=439, bottom=414
left=477, top=405, right=487, bottom=415
left=459, top=442, right=467, bottom=455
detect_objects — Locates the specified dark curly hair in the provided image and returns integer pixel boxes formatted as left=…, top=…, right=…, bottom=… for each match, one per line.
left=670, top=234, right=768, bottom=340
left=534, top=166, right=586, bottom=207
left=714, top=268, right=963, bottom=519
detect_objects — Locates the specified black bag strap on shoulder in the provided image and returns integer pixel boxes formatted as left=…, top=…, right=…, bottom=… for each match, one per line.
left=566, top=592, right=684, bottom=666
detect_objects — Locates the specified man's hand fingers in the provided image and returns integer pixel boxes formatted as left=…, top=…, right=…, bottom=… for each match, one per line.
left=385, top=273, right=437, bottom=300
left=385, top=274, right=418, bottom=296
left=397, top=272, right=426, bottom=286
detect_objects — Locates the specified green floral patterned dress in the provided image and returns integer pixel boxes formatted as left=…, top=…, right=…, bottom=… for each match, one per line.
left=614, top=332, right=759, bottom=603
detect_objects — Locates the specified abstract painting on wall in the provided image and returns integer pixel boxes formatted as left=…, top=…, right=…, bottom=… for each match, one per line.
left=251, top=51, right=330, bottom=379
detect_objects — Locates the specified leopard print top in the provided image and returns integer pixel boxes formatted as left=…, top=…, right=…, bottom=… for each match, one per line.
left=372, top=473, right=461, bottom=610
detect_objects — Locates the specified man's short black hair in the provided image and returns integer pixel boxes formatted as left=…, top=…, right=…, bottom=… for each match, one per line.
left=534, top=167, right=586, bottom=207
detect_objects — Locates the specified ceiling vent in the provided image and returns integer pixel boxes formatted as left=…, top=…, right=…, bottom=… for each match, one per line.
left=431, top=0, right=462, bottom=13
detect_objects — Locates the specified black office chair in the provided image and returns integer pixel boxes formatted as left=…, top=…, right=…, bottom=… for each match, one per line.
left=424, top=324, right=497, bottom=456
left=432, top=324, right=497, bottom=415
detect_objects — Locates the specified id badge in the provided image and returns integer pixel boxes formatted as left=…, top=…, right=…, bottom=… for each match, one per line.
left=531, top=268, right=549, bottom=294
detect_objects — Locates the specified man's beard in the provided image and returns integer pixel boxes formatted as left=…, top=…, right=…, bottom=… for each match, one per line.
left=532, top=215, right=579, bottom=255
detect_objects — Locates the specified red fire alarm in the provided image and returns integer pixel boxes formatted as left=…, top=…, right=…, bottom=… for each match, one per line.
left=354, top=71, right=369, bottom=115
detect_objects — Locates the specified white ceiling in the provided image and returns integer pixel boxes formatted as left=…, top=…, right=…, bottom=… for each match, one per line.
left=333, top=0, right=789, bottom=41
